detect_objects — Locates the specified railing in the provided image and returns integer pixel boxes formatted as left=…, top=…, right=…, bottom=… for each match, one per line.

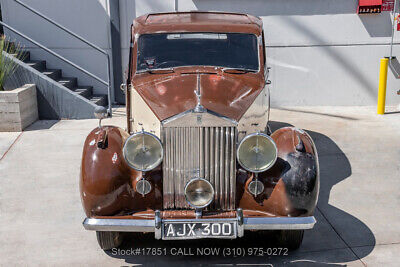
left=1, top=0, right=112, bottom=116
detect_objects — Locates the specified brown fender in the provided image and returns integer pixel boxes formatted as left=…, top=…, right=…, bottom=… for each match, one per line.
left=238, top=127, right=319, bottom=217
left=80, top=126, right=162, bottom=217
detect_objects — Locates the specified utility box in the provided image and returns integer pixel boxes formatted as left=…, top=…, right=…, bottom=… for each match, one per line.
left=358, top=0, right=382, bottom=14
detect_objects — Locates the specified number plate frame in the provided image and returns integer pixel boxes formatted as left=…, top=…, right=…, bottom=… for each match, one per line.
left=162, top=219, right=238, bottom=240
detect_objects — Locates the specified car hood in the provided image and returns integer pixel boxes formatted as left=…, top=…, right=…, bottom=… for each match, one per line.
left=132, top=70, right=265, bottom=122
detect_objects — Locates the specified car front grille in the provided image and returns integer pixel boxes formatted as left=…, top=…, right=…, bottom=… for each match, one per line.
left=162, top=126, right=237, bottom=210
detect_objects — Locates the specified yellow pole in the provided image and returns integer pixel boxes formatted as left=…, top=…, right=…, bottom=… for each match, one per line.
left=377, top=58, right=389, bottom=115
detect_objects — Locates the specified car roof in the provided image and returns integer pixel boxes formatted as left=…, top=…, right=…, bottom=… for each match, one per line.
left=133, top=11, right=263, bottom=35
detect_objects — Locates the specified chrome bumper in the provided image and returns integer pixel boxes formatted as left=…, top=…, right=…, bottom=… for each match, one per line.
left=83, top=211, right=316, bottom=239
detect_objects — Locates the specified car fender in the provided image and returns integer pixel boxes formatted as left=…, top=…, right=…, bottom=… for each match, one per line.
left=238, top=127, right=319, bottom=217
left=80, top=126, right=163, bottom=217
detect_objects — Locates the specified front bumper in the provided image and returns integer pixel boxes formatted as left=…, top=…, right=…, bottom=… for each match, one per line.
left=83, top=210, right=316, bottom=239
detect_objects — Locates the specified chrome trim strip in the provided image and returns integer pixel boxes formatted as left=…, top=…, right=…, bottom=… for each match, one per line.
left=230, top=128, right=235, bottom=210
left=224, top=127, right=229, bottom=209
left=82, top=218, right=155, bottom=232
left=82, top=216, right=316, bottom=232
left=214, top=127, right=220, bottom=208
left=243, top=216, right=316, bottom=230
left=219, top=127, right=224, bottom=207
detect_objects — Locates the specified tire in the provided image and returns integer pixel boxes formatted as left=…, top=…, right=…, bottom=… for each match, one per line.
left=276, top=230, right=304, bottom=250
left=96, top=231, right=123, bottom=250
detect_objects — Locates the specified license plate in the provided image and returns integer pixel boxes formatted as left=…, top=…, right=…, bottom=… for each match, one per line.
left=162, top=221, right=237, bottom=240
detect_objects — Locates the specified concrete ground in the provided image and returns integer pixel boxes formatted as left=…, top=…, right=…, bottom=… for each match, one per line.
left=0, top=106, right=399, bottom=266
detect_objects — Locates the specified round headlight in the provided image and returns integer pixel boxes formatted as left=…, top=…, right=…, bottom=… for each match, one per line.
left=123, top=132, right=163, bottom=172
left=185, top=178, right=214, bottom=208
left=237, top=133, right=277, bottom=173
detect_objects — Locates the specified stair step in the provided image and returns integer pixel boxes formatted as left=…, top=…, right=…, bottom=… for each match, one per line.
left=56, top=77, right=77, bottom=89
left=25, top=60, right=46, bottom=71
left=73, top=86, right=93, bottom=98
left=42, top=69, right=61, bottom=80
left=89, top=94, right=107, bottom=107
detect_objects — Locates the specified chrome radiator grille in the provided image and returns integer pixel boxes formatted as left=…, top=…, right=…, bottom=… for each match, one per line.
left=162, top=126, right=237, bottom=210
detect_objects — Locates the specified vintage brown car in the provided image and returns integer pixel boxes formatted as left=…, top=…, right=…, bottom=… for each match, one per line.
left=80, top=11, right=319, bottom=250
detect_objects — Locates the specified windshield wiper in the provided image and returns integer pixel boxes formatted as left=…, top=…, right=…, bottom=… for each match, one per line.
left=137, top=68, right=175, bottom=74
left=222, top=68, right=257, bottom=74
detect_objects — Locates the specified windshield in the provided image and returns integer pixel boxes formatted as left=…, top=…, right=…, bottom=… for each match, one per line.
left=136, top=33, right=259, bottom=72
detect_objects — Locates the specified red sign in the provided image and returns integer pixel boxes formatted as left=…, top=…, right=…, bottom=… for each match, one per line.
left=382, top=0, right=394, bottom=11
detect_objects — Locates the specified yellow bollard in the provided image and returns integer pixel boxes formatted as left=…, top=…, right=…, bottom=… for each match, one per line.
left=377, top=58, right=389, bottom=115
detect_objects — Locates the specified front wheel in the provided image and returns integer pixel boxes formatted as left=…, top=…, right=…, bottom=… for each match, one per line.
left=96, top=231, right=123, bottom=250
left=276, top=230, right=304, bottom=250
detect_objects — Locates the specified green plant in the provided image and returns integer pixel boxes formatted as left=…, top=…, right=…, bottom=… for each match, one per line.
left=0, top=36, right=27, bottom=91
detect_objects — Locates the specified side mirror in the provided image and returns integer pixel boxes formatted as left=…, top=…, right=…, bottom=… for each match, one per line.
left=94, top=106, right=107, bottom=127
left=94, top=106, right=107, bottom=119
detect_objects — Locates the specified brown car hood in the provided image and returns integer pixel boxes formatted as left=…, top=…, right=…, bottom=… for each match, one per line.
left=132, top=69, right=265, bottom=121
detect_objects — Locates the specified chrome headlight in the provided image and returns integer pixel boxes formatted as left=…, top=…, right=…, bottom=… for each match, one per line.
left=185, top=178, right=214, bottom=208
left=123, top=132, right=163, bottom=171
left=237, top=132, right=277, bottom=173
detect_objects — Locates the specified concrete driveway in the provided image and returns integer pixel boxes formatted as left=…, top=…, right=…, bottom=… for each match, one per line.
left=0, top=107, right=399, bottom=266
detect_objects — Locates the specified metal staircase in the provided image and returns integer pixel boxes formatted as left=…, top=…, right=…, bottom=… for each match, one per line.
left=20, top=51, right=108, bottom=106
left=0, top=0, right=113, bottom=118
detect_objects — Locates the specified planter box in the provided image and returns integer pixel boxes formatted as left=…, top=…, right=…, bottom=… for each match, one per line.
left=0, top=84, right=38, bottom=132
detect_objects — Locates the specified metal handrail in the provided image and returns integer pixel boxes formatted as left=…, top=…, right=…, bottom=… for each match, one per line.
left=0, top=21, right=107, bottom=84
left=9, top=0, right=112, bottom=116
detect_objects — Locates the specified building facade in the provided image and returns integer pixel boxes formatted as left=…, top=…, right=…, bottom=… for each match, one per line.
left=1, top=0, right=399, bottom=107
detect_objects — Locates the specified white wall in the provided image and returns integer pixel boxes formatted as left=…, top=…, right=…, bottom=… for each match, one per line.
left=3, top=0, right=400, bottom=106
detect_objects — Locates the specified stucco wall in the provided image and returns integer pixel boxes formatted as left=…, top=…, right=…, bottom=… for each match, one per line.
left=3, top=0, right=400, bottom=106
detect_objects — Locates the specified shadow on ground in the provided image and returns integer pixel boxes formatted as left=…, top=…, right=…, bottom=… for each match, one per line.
left=24, top=120, right=59, bottom=131
left=106, top=121, right=375, bottom=266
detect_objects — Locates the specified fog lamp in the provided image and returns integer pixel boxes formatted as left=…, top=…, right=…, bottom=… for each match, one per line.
left=248, top=180, right=264, bottom=196
left=123, top=132, right=163, bottom=171
left=237, top=133, right=277, bottom=173
left=185, top=178, right=214, bottom=208
left=136, top=179, right=152, bottom=196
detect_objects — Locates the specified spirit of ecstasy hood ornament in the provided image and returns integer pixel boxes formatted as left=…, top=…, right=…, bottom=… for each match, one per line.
left=194, top=73, right=206, bottom=113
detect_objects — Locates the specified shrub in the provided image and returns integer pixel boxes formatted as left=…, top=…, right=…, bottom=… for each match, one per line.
left=0, top=36, right=27, bottom=91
